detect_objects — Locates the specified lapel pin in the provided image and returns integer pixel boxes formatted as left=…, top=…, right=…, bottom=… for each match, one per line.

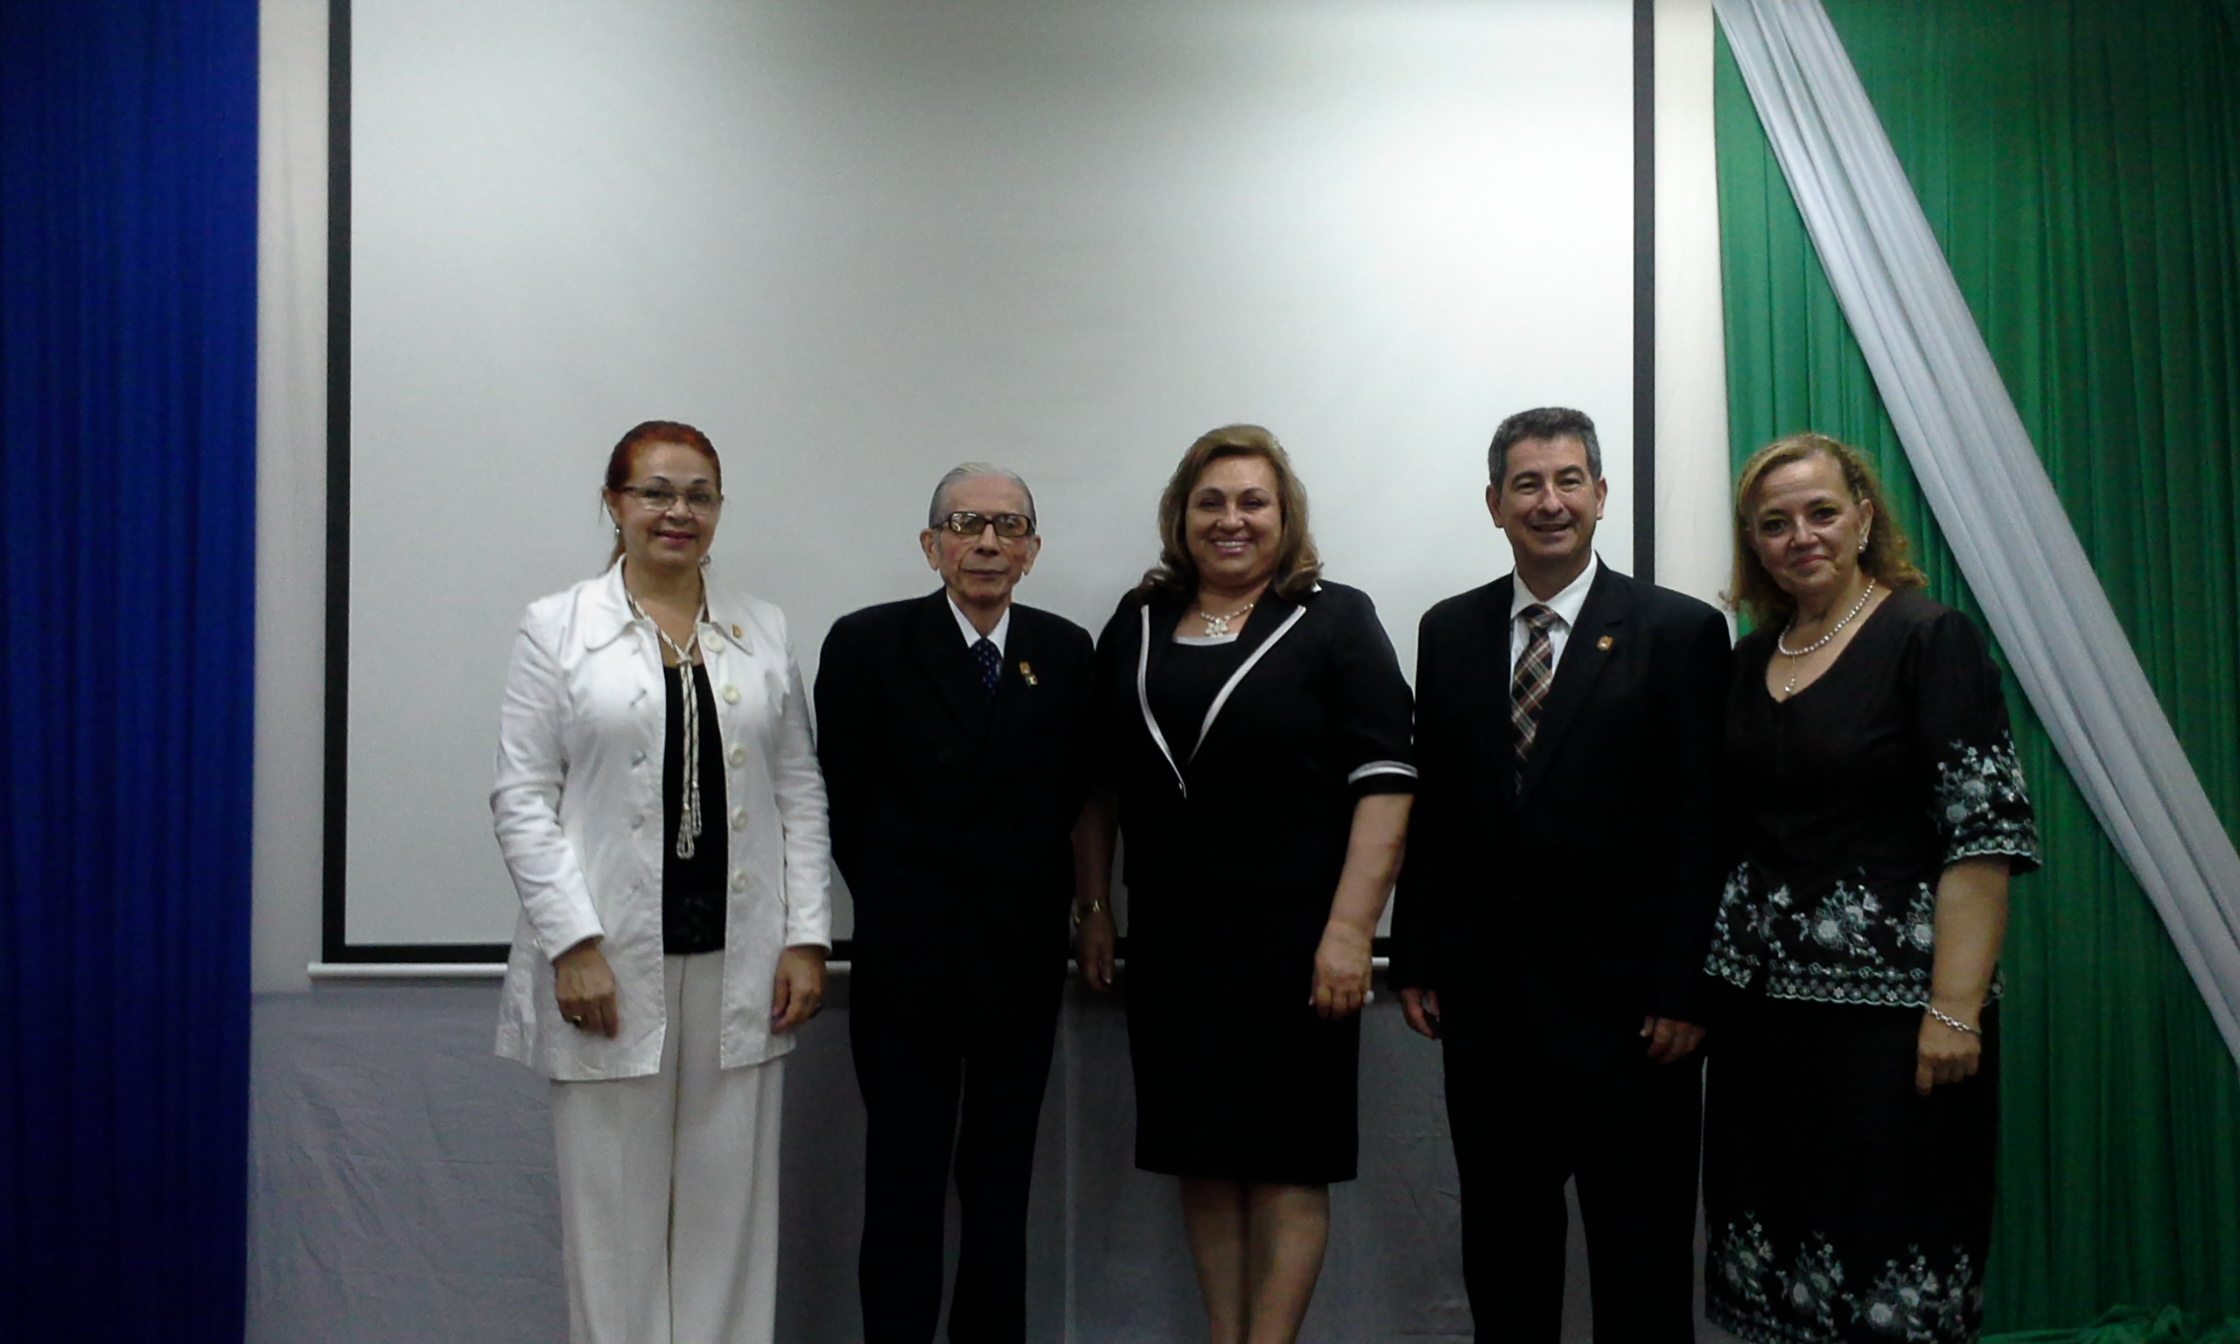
left=1596, top=635, right=1615, bottom=651
left=1018, top=661, right=1039, bottom=686
left=731, top=624, right=743, bottom=638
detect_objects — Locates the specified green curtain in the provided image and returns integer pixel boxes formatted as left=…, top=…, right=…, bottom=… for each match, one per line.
left=1993, top=1306, right=2240, bottom=1343
left=1714, top=0, right=2240, bottom=1330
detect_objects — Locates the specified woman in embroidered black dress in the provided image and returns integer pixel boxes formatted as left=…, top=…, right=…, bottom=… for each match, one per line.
left=1702, top=433, right=2039, bottom=1344
left=1074, top=425, right=1415, bottom=1344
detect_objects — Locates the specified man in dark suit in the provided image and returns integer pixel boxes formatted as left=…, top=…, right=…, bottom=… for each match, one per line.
left=1392, top=407, right=1732, bottom=1342
left=815, top=463, right=1099, bottom=1344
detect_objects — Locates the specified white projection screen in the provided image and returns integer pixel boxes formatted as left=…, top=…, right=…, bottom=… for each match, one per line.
left=330, top=0, right=1646, bottom=958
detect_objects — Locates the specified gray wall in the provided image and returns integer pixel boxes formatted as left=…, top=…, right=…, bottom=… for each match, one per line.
left=247, top=980, right=1473, bottom=1344
left=248, top=978, right=1745, bottom=1342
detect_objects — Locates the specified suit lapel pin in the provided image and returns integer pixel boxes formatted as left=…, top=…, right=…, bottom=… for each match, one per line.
left=1018, top=661, right=1039, bottom=686
left=731, top=624, right=743, bottom=638
left=1596, top=635, right=1615, bottom=651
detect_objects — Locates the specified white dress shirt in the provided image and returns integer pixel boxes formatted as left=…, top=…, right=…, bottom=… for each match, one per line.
left=947, top=596, right=1011, bottom=655
left=1507, top=553, right=1601, bottom=677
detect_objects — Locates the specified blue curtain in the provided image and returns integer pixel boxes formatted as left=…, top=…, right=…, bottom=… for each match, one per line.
left=1, top=2, right=258, bottom=1339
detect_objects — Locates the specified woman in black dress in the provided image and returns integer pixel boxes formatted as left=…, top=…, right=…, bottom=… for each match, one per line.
left=1702, top=433, right=2039, bottom=1344
left=1075, top=424, right=1414, bottom=1344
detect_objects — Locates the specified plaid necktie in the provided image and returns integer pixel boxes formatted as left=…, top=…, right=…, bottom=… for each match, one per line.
left=972, top=636, right=1002, bottom=695
left=1510, top=604, right=1559, bottom=793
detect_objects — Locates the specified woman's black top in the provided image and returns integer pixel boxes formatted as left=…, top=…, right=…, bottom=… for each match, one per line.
left=662, top=663, right=730, bottom=955
left=1706, top=591, right=2039, bottom=1006
left=1093, top=582, right=1418, bottom=923
left=1147, top=637, right=1254, bottom=762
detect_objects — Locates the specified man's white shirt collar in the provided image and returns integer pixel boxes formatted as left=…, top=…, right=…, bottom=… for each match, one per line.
left=947, top=596, right=1011, bottom=655
left=1511, top=553, right=1599, bottom=630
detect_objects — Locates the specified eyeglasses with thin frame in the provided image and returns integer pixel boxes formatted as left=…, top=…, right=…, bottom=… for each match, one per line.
left=618, top=485, right=724, bottom=515
left=937, top=511, right=1035, bottom=540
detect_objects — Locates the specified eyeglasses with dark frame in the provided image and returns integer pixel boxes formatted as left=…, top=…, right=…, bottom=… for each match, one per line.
left=617, top=485, right=724, bottom=515
left=936, top=511, right=1035, bottom=540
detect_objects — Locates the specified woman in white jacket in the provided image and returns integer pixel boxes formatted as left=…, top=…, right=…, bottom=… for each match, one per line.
left=492, top=420, right=832, bottom=1344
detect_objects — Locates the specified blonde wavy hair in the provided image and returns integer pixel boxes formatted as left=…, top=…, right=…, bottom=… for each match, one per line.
left=1138, top=424, right=1323, bottom=601
left=1728, top=432, right=1925, bottom=626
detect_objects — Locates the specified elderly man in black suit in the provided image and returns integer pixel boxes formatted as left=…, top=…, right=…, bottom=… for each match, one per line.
left=1392, top=407, right=1733, bottom=1342
left=815, top=463, right=1100, bottom=1344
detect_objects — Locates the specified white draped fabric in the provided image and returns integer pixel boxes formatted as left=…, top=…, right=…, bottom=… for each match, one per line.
left=1714, top=0, right=2240, bottom=1065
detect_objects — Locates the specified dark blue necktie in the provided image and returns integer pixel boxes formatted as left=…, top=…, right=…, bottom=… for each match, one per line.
left=972, top=637, right=1002, bottom=695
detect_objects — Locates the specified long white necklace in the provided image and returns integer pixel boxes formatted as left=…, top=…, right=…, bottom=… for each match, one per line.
left=1193, top=599, right=1256, bottom=638
left=626, top=584, right=708, bottom=859
left=1775, top=578, right=1876, bottom=698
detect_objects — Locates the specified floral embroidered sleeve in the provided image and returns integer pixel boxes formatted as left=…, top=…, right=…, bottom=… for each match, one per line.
left=1912, top=611, right=2041, bottom=876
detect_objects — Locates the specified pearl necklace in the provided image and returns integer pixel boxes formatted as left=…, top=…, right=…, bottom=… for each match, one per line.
left=625, top=584, right=710, bottom=859
left=1775, top=579, right=1876, bottom=698
left=1194, top=600, right=1256, bottom=638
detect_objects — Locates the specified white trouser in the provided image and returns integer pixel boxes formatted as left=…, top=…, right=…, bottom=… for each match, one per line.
left=551, top=952, right=784, bottom=1344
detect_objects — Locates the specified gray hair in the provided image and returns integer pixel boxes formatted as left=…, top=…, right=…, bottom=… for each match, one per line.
left=1487, top=407, right=1602, bottom=488
left=927, top=463, right=1038, bottom=527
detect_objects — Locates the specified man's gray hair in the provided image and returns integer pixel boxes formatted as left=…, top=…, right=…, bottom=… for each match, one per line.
left=927, top=463, right=1038, bottom=528
left=1487, top=407, right=1603, bottom=488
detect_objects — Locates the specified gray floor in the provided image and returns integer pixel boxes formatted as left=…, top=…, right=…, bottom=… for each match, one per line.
left=248, top=978, right=1747, bottom=1343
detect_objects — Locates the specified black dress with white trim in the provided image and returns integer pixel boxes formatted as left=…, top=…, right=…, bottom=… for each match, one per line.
left=1092, top=581, right=1415, bottom=1184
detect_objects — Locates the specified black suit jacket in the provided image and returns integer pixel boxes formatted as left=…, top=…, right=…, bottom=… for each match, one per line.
left=1390, top=563, right=1733, bottom=1066
left=815, top=591, right=1095, bottom=970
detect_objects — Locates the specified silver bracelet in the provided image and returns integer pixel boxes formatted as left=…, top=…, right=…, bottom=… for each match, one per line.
left=1925, top=1005, right=1980, bottom=1036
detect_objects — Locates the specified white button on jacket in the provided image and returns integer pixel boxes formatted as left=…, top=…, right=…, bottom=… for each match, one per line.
left=491, top=562, right=833, bottom=1081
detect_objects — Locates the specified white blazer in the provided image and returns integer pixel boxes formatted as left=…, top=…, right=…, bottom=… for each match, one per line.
left=492, top=562, right=832, bottom=1080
